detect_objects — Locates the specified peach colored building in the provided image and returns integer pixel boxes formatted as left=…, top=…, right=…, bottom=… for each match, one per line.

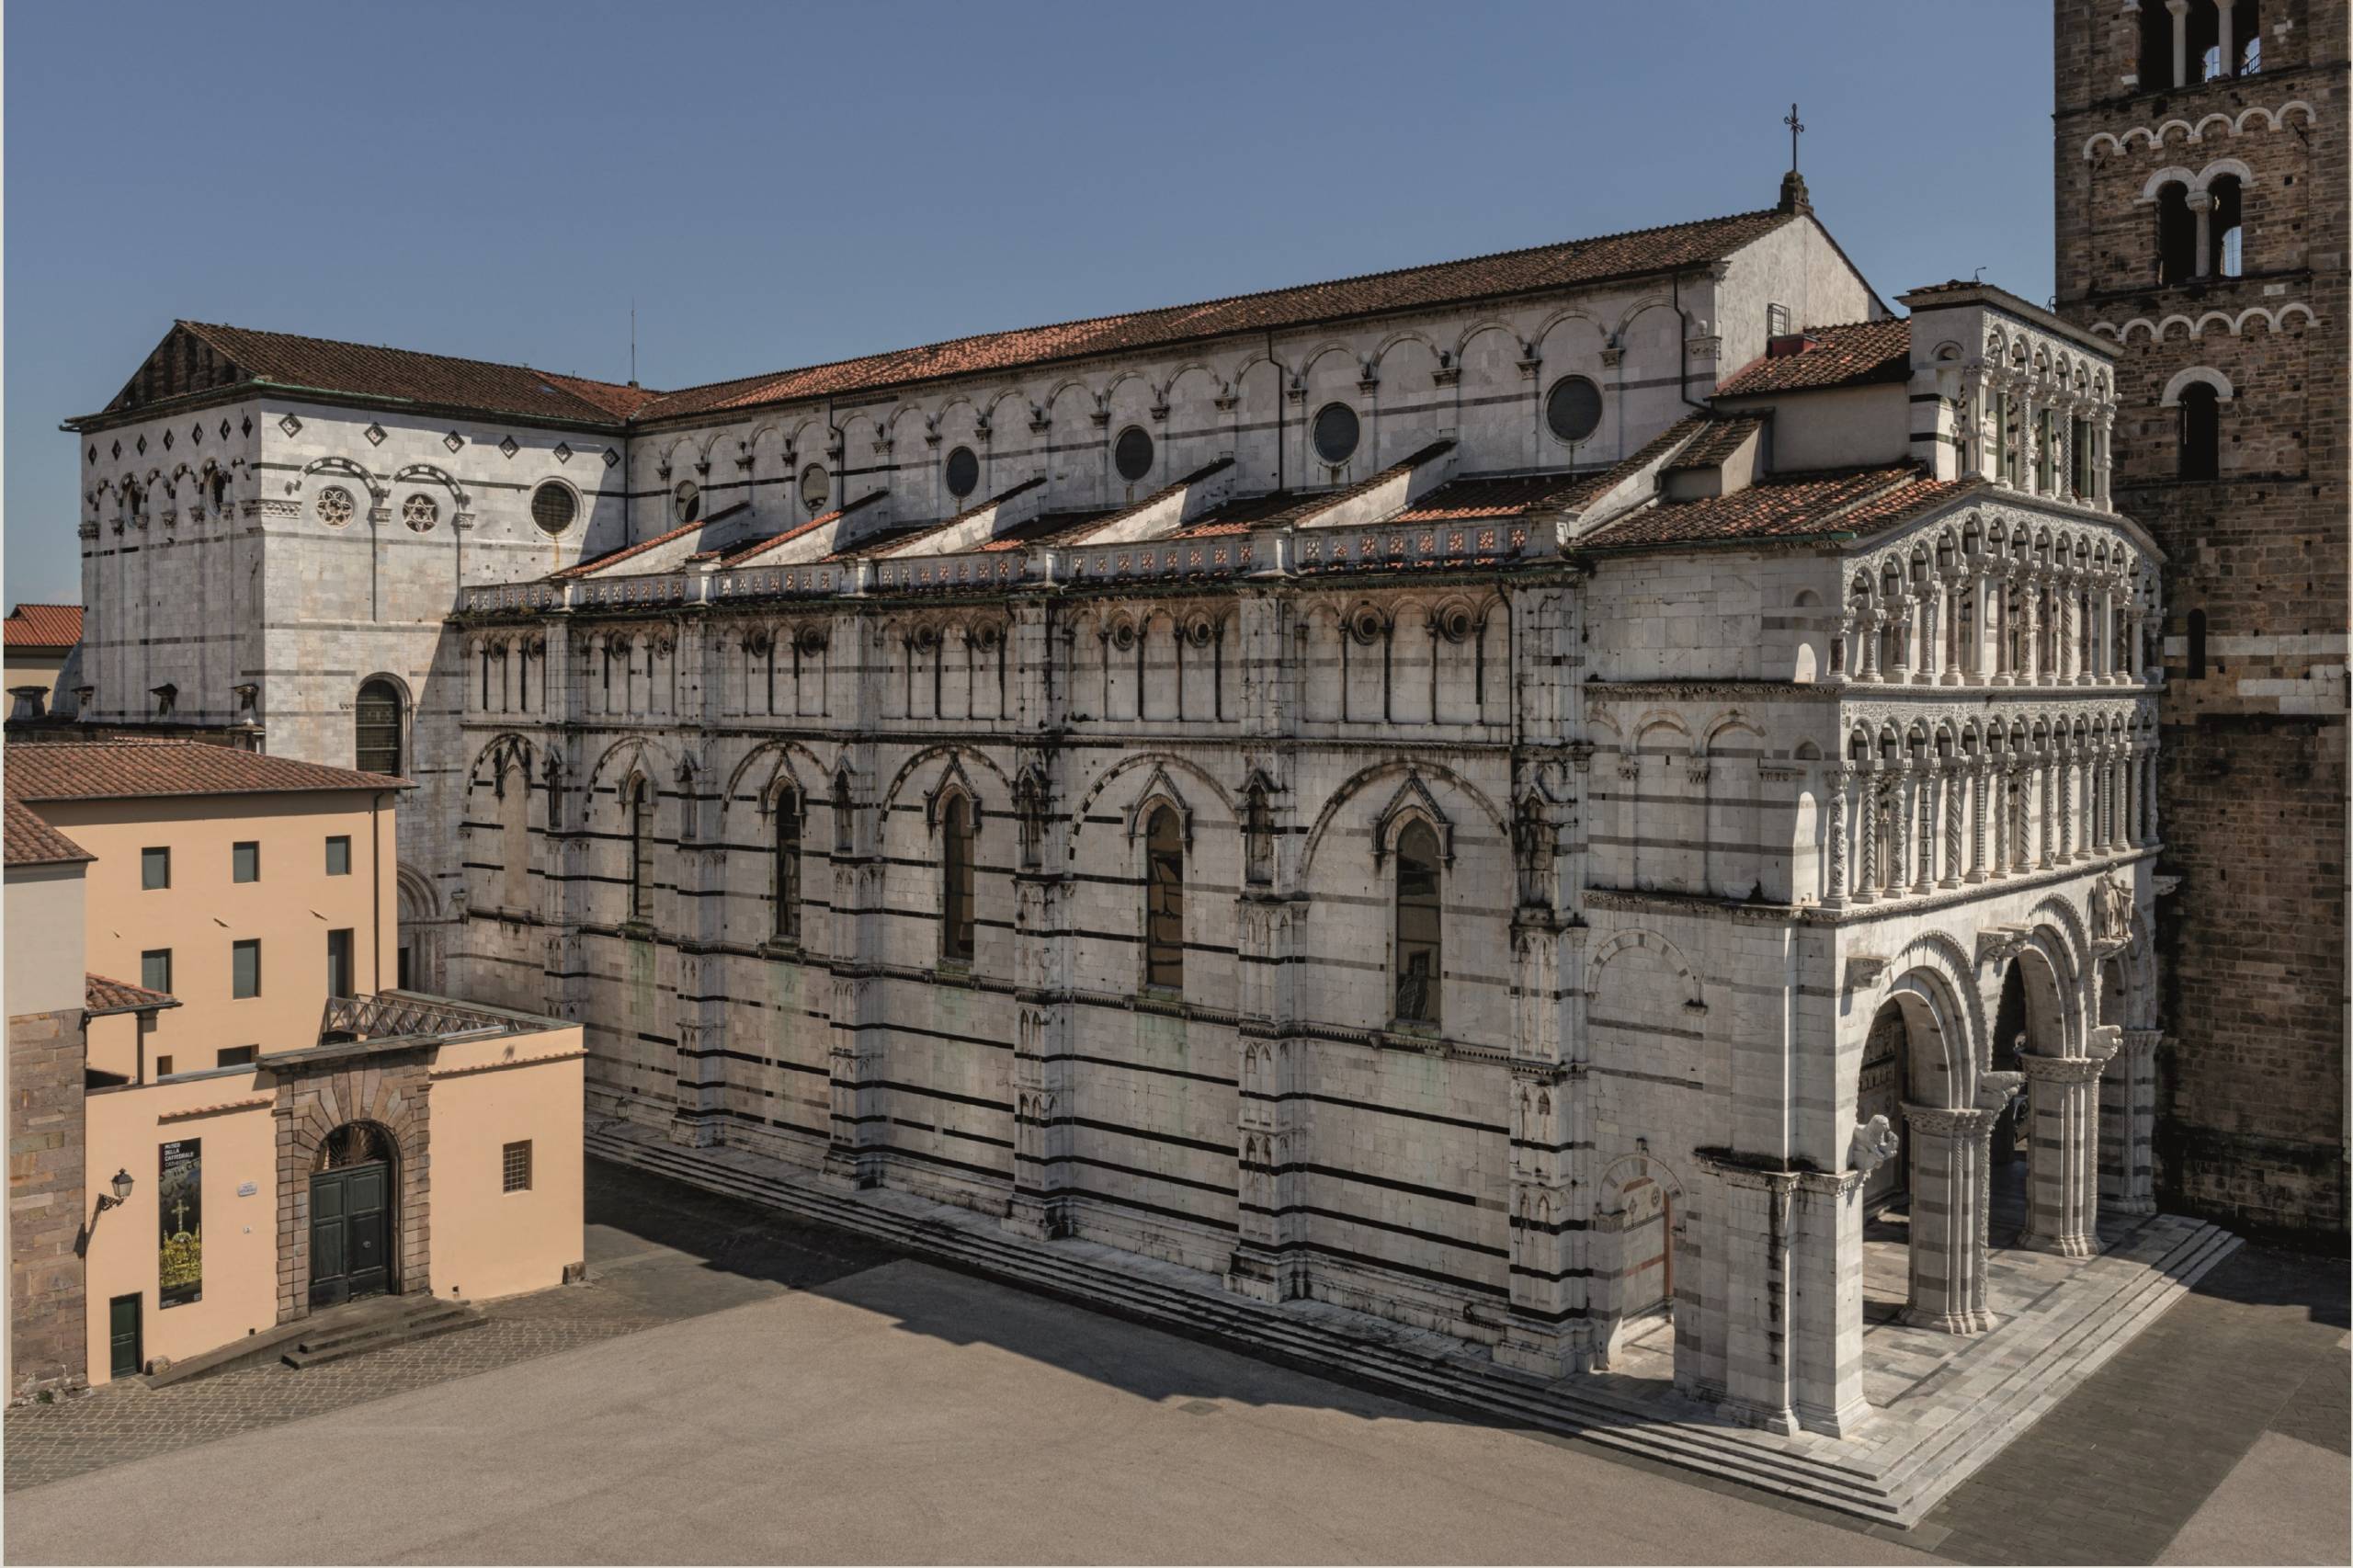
left=4, top=603, right=81, bottom=720
left=6, top=743, right=582, bottom=1394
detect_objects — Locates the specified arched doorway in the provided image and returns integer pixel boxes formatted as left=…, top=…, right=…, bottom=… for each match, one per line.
left=1589, top=1154, right=1687, bottom=1372
left=310, top=1123, right=397, bottom=1307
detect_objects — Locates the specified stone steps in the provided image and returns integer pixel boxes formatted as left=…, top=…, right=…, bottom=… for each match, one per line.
left=281, top=1299, right=486, bottom=1369
left=585, top=1127, right=2236, bottom=1527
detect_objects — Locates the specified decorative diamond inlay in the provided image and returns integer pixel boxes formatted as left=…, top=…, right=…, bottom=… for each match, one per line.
left=162, top=430, right=174, bottom=450
left=221, top=419, right=233, bottom=439
left=498, top=436, right=519, bottom=460
left=552, top=442, right=573, bottom=464
left=85, top=445, right=97, bottom=466
left=364, top=423, right=387, bottom=447
left=110, top=441, right=121, bottom=460
left=443, top=430, right=464, bottom=453
left=602, top=448, right=620, bottom=469
left=136, top=436, right=147, bottom=455
left=278, top=414, right=301, bottom=437
left=191, top=424, right=203, bottom=444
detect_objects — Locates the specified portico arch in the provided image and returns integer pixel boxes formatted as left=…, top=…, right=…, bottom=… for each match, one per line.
left=1588, top=1153, right=1688, bottom=1372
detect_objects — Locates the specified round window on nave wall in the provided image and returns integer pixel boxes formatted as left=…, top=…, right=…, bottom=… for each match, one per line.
left=1546, top=376, right=1604, bottom=445
left=800, top=463, right=831, bottom=513
left=316, top=485, right=355, bottom=528
left=1312, top=402, right=1360, bottom=465
left=1113, top=426, right=1154, bottom=483
left=530, top=480, right=578, bottom=536
left=402, top=494, right=438, bottom=532
left=673, top=480, right=701, bottom=524
left=945, top=446, right=980, bottom=501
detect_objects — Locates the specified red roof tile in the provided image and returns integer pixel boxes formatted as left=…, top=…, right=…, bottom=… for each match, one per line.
left=1714, top=319, right=1912, bottom=397
left=5, top=604, right=83, bottom=651
left=4, top=799, right=92, bottom=868
left=86, top=972, right=178, bottom=1015
left=1662, top=415, right=1769, bottom=472
left=5, top=741, right=406, bottom=802
left=631, top=210, right=1795, bottom=422
left=1581, top=465, right=1942, bottom=550
left=1393, top=472, right=1605, bottom=523
left=720, top=491, right=891, bottom=567
left=552, top=502, right=749, bottom=579
left=868, top=478, right=1052, bottom=559
left=974, top=510, right=1121, bottom=551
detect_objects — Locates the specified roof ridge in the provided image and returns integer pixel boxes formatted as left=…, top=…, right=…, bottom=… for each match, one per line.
left=637, top=208, right=1790, bottom=415
left=177, top=319, right=652, bottom=400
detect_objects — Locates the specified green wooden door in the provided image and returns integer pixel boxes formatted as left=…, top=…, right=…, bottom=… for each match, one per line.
left=108, top=1293, right=142, bottom=1379
left=309, top=1163, right=391, bottom=1306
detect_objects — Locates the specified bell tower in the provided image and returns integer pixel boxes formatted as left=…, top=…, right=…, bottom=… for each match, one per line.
left=2053, top=0, right=2347, bottom=1242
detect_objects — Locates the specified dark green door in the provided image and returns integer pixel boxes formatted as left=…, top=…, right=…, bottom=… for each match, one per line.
left=309, top=1162, right=391, bottom=1306
left=108, top=1293, right=142, bottom=1379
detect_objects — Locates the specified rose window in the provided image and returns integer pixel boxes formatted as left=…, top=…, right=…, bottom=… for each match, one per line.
left=403, top=494, right=438, bottom=532
left=316, top=485, right=355, bottom=527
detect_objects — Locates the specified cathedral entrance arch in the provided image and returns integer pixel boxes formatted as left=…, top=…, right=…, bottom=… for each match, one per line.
left=1878, top=971, right=2016, bottom=1335
left=1588, top=1153, right=1686, bottom=1372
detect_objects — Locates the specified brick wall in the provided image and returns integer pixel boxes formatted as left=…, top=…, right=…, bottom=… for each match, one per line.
left=8, top=1006, right=88, bottom=1396
left=2055, top=0, right=2349, bottom=1241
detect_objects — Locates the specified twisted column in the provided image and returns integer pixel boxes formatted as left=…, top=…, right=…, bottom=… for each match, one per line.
left=1967, top=763, right=1989, bottom=882
left=1824, top=768, right=1850, bottom=909
left=1940, top=764, right=1964, bottom=888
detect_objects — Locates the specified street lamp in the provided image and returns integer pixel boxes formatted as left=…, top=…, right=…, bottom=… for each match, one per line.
left=95, top=1168, right=133, bottom=1212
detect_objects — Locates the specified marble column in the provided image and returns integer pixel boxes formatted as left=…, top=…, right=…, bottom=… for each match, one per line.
left=2099, top=1028, right=2163, bottom=1218
left=2018, top=1034, right=2121, bottom=1256
left=1900, top=1087, right=2014, bottom=1334
left=1824, top=768, right=1851, bottom=910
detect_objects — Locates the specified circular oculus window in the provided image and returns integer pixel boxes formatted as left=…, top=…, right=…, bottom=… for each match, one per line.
left=945, top=446, right=980, bottom=501
left=1113, top=426, right=1154, bottom=483
left=1312, top=402, right=1360, bottom=465
left=1545, top=376, right=1604, bottom=444
left=402, top=494, right=438, bottom=532
left=800, top=463, right=830, bottom=513
left=530, top=481, right=577, bottom=536
left=673, top=480, right=701, bottom=524
left=316, top=485, right=355, bottom=528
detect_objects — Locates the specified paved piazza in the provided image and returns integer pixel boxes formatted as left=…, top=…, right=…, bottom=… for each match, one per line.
left=4, top=1162, right=2344, bottom=1566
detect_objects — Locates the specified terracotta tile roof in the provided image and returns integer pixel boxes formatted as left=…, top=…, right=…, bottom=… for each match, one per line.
left=1662, top=415, right=1769, bottom=472
left=720, top=491, right=891, bottom=567
left=822, top=522, right=946, bottom=562
left=974, top=509, right=1120, bottom=551
left=4, top=604, right=84, bottom=651
left=4, top=799, right=93, bottom=868
left=140, top=322, right=653, bottom=427
left=631, top=210, right=1796, bottom=422
left=1580, top=464, right=1942, bottom=551
left=1012, top=460, right=1238, bottom=551
left=868, top=477, right=1051, bottom=558
left=1393, top=472, right=1606, bottom=523
left=5, top=741, right=406, bottom=802
left=552, top=502, right=749, bottom=579
left=1165, top=492, right=1321, bottom=538
left=86, top=972, right=178, bottom=1015
left=1714, top=319, right=1912, bottom=397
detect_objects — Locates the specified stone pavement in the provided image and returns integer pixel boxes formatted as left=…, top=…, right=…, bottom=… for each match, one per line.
left=5, top=1156, right=2344, bottom=1565
left=1, top=1160, right=901, bottom=1493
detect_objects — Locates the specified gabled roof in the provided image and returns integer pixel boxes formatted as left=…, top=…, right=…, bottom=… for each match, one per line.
left=85, top=209, right=1797, bottom=433
left=1662, top=415, right=1770, bottom=472
left=5, top=741, right=406, bottom=802
left=86, top=972, right=179, bottom=1017
left=85, top=321, right=654, bottom=428
left=1580, top=464, right=1963, bottom=551
left=553, top=501, right=750, bottom=579
left=5, top=604, right=84, bottom=651
left=4, top=799, right=92, bottom=869
left=631, top=210, right=1795, bottom=423
left=720, top=491, right=892, bottom=567
left=1714, top=319, right=1913, bottom=397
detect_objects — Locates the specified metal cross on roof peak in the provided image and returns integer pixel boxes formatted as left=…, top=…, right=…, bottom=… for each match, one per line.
left=1785, top=103, right=1805, bottom=174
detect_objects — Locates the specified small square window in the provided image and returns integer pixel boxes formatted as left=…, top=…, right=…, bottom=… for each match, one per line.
left=502, top=1140, right=533, bottom=1193
left=141, top=949, right=173, bottom=994
left=325, top=835, right=352, bottom=876
left=232, top=939, right=261, bottom=999
left=142, top=847, right=170, bottom=890
left=232, top=841, right=259, bottom=883
left=217, top=1045, right=257, bottom=1067
left=1767, top=301, right=1791, bottom=339
left=153, top=1055, right=175, bottom=1077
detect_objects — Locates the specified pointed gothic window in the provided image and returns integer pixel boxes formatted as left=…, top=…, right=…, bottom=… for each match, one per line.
left=1142, top=806, right=1185, bottom=994
left=941, top=794, right=976, bottom=962
left=1393, top=820, right=1442, bottom=1027
left=773, top=790, right=802, bottom=945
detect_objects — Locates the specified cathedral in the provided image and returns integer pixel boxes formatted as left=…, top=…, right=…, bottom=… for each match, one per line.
left=53, top=0, right=2341, bottom=1456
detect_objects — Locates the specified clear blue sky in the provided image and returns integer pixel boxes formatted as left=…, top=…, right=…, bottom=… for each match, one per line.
left=3, top=0, right=2056, bottom=607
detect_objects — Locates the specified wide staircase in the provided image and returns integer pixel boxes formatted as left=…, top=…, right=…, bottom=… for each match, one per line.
left=587, top=1120, right=2237, bottom=1528
left=279, top=1296, right=486, bottom=1369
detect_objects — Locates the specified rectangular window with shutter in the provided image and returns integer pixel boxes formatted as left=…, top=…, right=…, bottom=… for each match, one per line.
left=502, top=1141, right=532, bottom=1193
left=232, top=939, right=261, bottom=999
left=142, top=949, right=173, bottom=994
left=325, top=835, right=351, bottom=876
left=142, top=847, right=170, bottom=890
left=233, top=841, right=259, bottom=883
